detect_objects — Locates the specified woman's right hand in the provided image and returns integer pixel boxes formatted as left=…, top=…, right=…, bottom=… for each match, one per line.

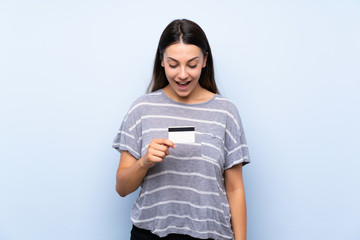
left=139, top=138, right=176, bottom=169
left=116, top=139, right=176, bottom=197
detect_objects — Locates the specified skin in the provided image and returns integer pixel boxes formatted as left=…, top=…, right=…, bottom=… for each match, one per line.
left=161, top=42, right=214, bottom=104
left=225, top=164, right=247, bottom=240
left=116, top=139, right=175, bottom=197
left=116, top=42, right=247, bottom=240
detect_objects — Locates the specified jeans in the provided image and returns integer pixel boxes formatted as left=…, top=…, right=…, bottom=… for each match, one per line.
left=130, top=225, right=214, bottom=240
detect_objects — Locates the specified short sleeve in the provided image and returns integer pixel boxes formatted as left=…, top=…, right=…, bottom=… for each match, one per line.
left=112, top=106, right=142, bottom=160
left=224, top=105, right=250, bottom=169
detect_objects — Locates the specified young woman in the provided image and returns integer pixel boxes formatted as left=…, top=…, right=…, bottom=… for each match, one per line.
left=113, top=19, right=250, bottom=240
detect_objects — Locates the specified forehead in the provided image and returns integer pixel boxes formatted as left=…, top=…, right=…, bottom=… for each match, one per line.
left=164, top=42, right=203, bottom=60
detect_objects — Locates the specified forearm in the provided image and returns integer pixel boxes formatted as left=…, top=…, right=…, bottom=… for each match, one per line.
left=116, top=139, right=175, bottom=197
left=227, top=187, right=247, bottom=240
left=116, top=157, right=148, bottom=197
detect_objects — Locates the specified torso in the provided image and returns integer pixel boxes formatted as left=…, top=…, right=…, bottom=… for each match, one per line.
left=113, top=89, right=250, bottom=239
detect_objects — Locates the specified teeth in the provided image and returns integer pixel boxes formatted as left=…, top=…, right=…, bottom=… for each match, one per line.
left=177, top=81, right=189, bottom=86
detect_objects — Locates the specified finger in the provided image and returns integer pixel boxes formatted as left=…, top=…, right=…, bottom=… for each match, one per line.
left=148, top=155, right=163, bottom=163
left=148, top=148, right=167, bottom=160
left=150, top=143, right=169, bottom=153
left=145, top=150, right=163, bottom=163
left=154, top=138, right=176, bottom=149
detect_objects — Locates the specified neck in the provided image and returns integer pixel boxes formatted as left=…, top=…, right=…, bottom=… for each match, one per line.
left=162, top=85, right=215, bottom=104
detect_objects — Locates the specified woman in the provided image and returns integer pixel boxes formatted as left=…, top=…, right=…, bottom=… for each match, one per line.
left=113, top=19, right=250, bottom=240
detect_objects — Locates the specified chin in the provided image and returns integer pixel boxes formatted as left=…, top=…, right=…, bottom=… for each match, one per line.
left=175, top=91, right=191, bottom=98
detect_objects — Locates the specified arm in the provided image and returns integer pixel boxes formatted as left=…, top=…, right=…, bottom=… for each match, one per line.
left=115, top=138, right=175, bottom=197
left=225, top=164, right=247, bottom=240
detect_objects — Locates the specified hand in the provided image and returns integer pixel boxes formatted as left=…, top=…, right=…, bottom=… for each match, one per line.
left=140, top=139, right=176, bottom=169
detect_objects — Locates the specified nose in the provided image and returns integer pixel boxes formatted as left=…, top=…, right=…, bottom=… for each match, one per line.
left=178, top=67, right=188, bottom=80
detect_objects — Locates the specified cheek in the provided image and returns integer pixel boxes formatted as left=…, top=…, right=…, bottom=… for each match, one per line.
left=164, top=68, right=177, bottom=79
left=189, top=68, right=202, bottom=78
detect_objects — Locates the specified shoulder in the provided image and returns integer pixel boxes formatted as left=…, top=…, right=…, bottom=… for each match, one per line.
left=212, top=94, right=239, bottom=113
left=211, top=95, right=244, bottom=129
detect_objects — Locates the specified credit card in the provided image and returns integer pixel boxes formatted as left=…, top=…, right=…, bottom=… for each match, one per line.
left=168, top=126, right=195, bottom=143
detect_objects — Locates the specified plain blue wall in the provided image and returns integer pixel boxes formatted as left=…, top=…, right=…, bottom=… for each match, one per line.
left=1, top=0, right=359, bottom=239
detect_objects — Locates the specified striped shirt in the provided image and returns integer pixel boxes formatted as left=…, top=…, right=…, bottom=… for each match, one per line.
left=113, top=89, right=250, bottom=240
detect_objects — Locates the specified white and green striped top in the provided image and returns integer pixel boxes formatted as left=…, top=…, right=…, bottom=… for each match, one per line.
left=113, top=89, right=250, bottom=239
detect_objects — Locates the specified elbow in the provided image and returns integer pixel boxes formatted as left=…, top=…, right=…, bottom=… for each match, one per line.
left=119, top=192, right=128, bottom=198
left=115, top=184, right=128, bottom=198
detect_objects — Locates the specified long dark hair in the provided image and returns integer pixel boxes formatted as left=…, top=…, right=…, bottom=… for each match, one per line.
left=147, top=19, right=219, bottom=94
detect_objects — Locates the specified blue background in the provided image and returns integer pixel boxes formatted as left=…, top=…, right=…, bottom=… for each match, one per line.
left=1, top=0, right=359, bottom=239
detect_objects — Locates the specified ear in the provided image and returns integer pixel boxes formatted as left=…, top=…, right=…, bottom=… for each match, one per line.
left=161, top=59, right=164, bottom=67
left=202, top=52, right=208, bottom=68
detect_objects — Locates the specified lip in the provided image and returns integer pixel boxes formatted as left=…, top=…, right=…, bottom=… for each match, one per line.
left=175, top=80, right=191, bottom=90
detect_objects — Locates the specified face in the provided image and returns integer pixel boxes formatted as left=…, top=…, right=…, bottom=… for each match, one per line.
left=161, top=42, right=207, bottom=102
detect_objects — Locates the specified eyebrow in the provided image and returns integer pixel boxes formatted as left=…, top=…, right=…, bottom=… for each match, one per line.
left=166, top=56, right=200, bottom=63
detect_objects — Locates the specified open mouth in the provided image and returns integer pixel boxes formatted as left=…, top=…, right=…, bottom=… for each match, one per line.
left=175, top=81, right=191, bottom=88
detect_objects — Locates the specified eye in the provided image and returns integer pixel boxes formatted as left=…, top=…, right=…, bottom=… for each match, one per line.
left=188, top=65, right=197, bottom=69
left=169, top=64, right=177, bottom=68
